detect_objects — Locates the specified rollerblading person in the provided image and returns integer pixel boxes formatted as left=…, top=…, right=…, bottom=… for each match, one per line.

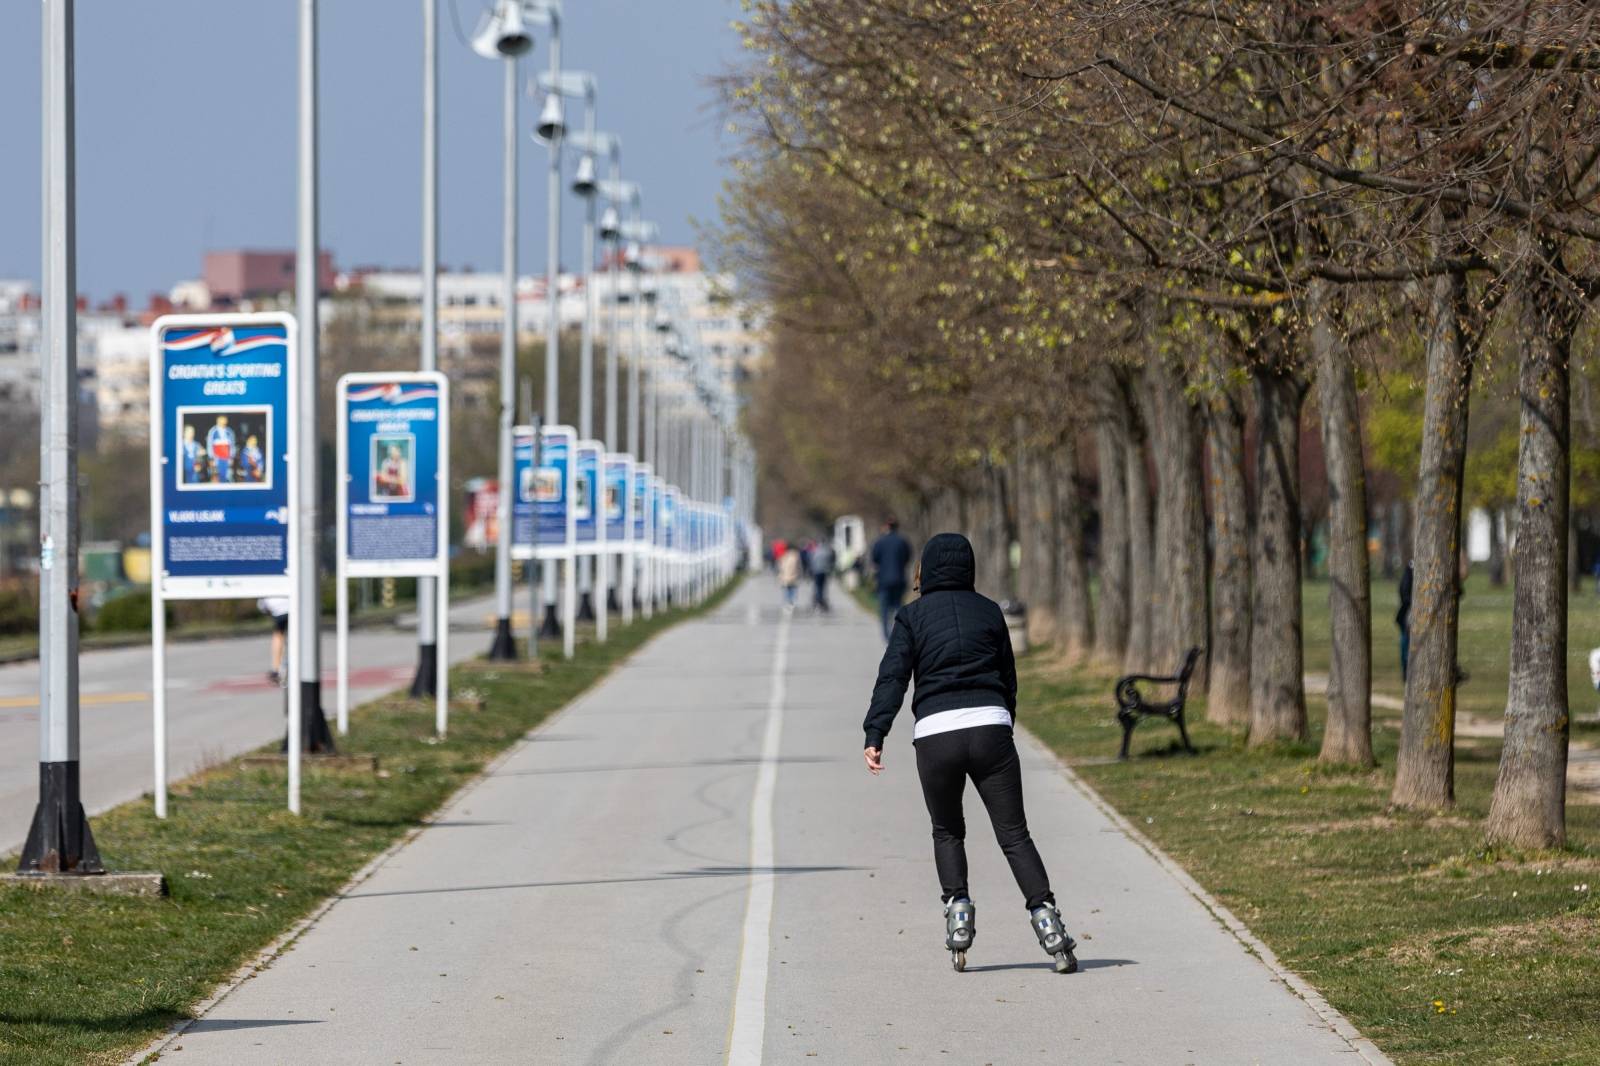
left=862, top=532, right=1076, bottom=974
left=945, top=897, right=975, bottom=971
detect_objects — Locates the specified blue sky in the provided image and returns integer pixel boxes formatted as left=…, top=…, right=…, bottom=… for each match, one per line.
left=0, top=0, right=743, bottom=300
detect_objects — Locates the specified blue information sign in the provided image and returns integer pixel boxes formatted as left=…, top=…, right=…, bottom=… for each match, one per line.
left=633, top=465, right=652, bottom=545
left=537, top=425, right=575, bottom=555
left=604, top=454, right=631, bottom=545
left=511, top=425, right=538, bottom=561
left=574, top=441, right=601, bottom=547
left=660, top=487, right=679, bottom=551
left=340, top=375, right=447, bottom=576
left=153, top=315, right=294, bottom=597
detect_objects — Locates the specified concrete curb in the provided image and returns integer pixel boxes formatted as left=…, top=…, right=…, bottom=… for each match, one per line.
left=1026, top=730, right=1396, bottom=1066
left=124, top=595, right=729, bottom=1066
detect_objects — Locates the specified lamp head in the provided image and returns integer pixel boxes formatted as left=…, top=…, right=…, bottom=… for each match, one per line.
left=624, top=240, right=643, bottom=272
left=536, top=94, right=566, bottom=141
left=600, top=206, right=621, bottom=241
left=572, top=153, right=598, bottom=197
left=471, top=1, right=534, bottom=58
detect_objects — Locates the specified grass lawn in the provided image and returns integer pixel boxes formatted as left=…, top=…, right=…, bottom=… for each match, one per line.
left=1020, top=572, right=1600, bottom=1065
left=0, top=581, right=737, bottom=1066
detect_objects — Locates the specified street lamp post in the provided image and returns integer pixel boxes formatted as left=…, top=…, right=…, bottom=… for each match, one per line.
left=542, top=70, right=600, bottom=626
left=18, top=0, right=101, bottom=875
left=412, top=0, right=443, bottom=693
left=530, top=2, right=566, bottom=643
left=471, top=0, right=536, bottom=660
left=295, top=0, right=337, bottom=752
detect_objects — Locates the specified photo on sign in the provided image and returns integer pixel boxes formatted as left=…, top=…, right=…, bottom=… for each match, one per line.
left=573, top=471, right=593, bottom=520
left=176, top=405, right=271, bottom=491
left=530, top=466, right=561, bottom=502
left=604, top=481, right=623, bottom=522
left=371, top=433, right=415, bottom=503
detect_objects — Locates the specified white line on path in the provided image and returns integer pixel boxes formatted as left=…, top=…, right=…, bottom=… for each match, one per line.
left=725, top=610, right=790, bottom=1066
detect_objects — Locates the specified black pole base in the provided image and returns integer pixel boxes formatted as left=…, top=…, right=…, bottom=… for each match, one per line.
left=17, top=761, right=104, bottom=875
left=281, top=682, right=338, bottom=754
left=576, top=591, right=597, bottom=622
left=538, top=603, right=562, bottom=639
left=606, top=589, right=621, bottom=614
left=487, top=617, right=519, bottom=661
left=409, top=642, right=438, bottom=698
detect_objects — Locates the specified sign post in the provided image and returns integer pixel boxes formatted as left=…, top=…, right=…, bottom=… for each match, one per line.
left=336, top=372, right=450, bottom=737
left=534, top=425, right=578, bottom=658
left=150, top=314, right=298, bottom=815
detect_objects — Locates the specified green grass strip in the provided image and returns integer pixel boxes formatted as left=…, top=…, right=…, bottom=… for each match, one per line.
left=0, top=579, right=739, bottom=1066
left=1020, top=633, right=1600, bottom=1065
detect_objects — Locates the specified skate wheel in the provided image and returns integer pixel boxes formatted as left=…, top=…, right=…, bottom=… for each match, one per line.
left=1054, top=950, right=1078, bottom=975
left=952, top=951, right=966, bottom=972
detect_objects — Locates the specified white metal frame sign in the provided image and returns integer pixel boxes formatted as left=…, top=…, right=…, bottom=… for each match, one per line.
left=335, top=372, right=451, bottom=737
left=149, top=312, right=299, bottom=818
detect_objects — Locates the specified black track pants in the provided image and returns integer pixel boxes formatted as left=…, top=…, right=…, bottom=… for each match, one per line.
left=913, top=724, right=1054, bottom=911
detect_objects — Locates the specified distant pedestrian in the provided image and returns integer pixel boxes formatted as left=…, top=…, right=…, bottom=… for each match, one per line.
left=861, top=533, right=1076, bottom=974
left=1396, top=560, right=1413, bottom=681
left=869, top=516, right=913, bottom=640
left=810, top=538, right=836, bottom=613
left=258, top=596, right=290, bottom=686
left=777, top=545, right=803, bottom=612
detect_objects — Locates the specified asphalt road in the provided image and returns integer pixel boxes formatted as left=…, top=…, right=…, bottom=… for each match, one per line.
left=156, top=579, right=1384, bottom=1065
left=0, top=595, right=498, bottom=857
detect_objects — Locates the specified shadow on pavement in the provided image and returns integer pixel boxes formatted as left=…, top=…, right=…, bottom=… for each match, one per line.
left=344, top=864, right=862, bottom=901
left=494, top=755, right=841, bottom=777
left=185, top=1018, right=324, bottom=1033
left=962, top=957, right=1138, bottom=974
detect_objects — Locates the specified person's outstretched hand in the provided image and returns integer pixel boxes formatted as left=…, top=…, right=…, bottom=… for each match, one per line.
left=863, top=746, right=883, bottom=775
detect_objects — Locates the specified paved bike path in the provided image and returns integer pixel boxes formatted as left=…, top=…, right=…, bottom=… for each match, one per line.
left=156, top=580, right=1383, bottom=1065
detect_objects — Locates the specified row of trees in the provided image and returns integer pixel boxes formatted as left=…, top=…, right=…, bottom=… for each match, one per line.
left=721, top=1, right=1600, bottom=848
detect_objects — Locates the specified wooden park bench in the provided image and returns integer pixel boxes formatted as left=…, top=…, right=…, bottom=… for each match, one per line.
left=1115, top=646, right=1202, bottom=759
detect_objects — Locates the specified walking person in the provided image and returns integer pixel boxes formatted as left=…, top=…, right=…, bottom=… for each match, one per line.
left=809, top=536, right=836, bottom=613
left=777, top=543, right=803, bottom=612
left=1397, top=560, right=1413, bottom=681
left=861, top=532, right=1077, bottom=974
left=258, top=596, right=290, bottom=686
left=869, top=516, right=913, bottom=640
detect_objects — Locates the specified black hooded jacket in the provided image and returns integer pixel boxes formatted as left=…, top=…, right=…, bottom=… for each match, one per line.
left=862, top=533, right=1017, bottom=749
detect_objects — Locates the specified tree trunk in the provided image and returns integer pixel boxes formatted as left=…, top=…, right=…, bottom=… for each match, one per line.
left=1123, top=371, right=1155, bottom=676
left=1392, top=269, right=1474, bottom=808
left=1055, top=437, right=1095, bottom=662
left=1488, top=255, right=1575, bottom=849
left=1146, top=359, right=1209, bottom=678
left=1309, top=280, right=1373, bottom=768
left=1206, top=389, right=1251, bottom=728
left=1017, top=443, right=1060, bottom=645
left=963, top=465, right=1011, bottom=601
left=1248, top=366, right=1309, bottom=745
left=1092, top=405, right=1131, bottom=666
